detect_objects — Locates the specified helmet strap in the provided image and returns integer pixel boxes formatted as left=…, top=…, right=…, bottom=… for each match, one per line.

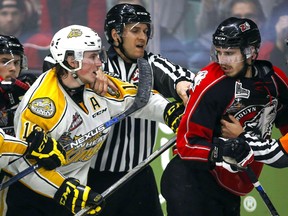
left=115, top=37, right=137, bottom=63
left=235, top=48, right=257, bottom=79
left=59, top=61, right=85, bottom=86
left=234, top=57, right=251, bottom=79
left=71, top=71, right=84, bottom=86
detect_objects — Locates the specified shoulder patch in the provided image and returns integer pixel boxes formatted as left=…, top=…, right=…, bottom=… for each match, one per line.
left=28, top=97, right=56, bottom=118
left=192, top=70, right=208, bottom=91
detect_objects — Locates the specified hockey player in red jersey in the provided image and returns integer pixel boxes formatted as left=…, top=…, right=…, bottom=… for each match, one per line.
left=0, top=35, right=37, bottom=136
left=219, top=37, right=288, bottom=168
left=161, top=17, right=288, bottom=216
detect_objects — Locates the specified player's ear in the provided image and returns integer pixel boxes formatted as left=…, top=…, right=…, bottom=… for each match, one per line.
left=111, top=29, right=121, bottom=46
left=66, top=55, right=78, bottom=68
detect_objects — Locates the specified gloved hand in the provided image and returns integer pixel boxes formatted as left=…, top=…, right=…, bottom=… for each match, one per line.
left=18, top=73, right=38, bottom=86
left=164, top=101, right=185, bottom=133
left=54, top=178, right=104, bottom=215
left=26, top=130, right=66, bottom=170
left=210, top=137, right=254, bottom=171
left=0, top=77, right=30, bottom=108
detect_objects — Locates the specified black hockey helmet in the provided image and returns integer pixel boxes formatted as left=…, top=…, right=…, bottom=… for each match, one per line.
left=0, top=35, right=27, bottom=70
left=104, top=3, right=152, bottom=44
left=0, top=35, right=24, bottom=56
left=212, top=17, right=261, bottom=51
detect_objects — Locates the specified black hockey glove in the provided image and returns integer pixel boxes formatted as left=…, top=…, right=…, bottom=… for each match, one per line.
left=0, top=78, right=30, bottom=108
left=18, top=73, right=38, bottom=86
left=54, top=178, right=104, bottom=215
left=26, top=130, right=66, bottom=170
left=164, top=101, right=185, bottom=133
left=210, top=137, right=254, bottom=171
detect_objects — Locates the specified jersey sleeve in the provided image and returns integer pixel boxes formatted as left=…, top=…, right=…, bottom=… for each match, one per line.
left=240, top=132, right=288, bottom=168
left=0, top=128, right=28, bottom=169
left=2, top=157, right=66, bottom=198
left=148, top=53, right=195, bottom=101
left=105, top=75, right=168, bottom=123
left=272, top=66, right=288, bottom=135
left=176, top=63, right=231, bottom=165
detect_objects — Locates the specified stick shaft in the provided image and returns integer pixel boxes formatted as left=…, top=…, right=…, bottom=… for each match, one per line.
left=75, top=136, right=176, bottom=216
left=0, top=164, right=39, bottom=190
left=246, top=166, right=279, bottom=216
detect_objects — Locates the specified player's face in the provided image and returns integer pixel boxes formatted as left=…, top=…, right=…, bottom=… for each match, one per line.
left=0, top=54, right=21, bottom=80
left=121, top=23, right=149, bottom=59
left=215, top=47, right=245, bottom=77
left=77, top=51, right=102, bottom=84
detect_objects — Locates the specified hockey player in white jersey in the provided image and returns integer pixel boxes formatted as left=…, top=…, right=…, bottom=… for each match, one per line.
left=3, top=25, right=184, bottom=216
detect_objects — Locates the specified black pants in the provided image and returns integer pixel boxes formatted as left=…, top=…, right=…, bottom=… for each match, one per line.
left=87, top=165, right=163, bottom=216
left=161, top=156, right=240, bottom=216
left=6, top=180, right=72, bottom=216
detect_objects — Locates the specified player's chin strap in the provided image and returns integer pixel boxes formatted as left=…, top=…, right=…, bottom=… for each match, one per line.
left=71, top=70, right=84, bottom=86
left=235, top=49, right=258, bottom=79
left=59, top=61, right=85, bottom=86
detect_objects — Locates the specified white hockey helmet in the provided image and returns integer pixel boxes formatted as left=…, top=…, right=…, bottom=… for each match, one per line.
left=50, top=25, right=102, bottom=72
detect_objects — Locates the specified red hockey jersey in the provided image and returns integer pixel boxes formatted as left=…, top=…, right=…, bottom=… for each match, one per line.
left=176, top=61, right=288, bottom=196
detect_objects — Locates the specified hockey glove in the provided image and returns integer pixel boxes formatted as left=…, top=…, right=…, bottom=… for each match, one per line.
left=0, top=77, right=30, bottom=108
left=26, top=130, right=66, bottom=170
left=54, top=178, right=104, bottom=215
left=210, top=137, right=254, bottom=172
left=164, top=101, right=185, bottom=133
left=17, top=73, right=38, bottom=86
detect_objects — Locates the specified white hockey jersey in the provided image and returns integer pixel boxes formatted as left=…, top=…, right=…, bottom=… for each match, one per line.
left=5, top=68, right=168, bottom=198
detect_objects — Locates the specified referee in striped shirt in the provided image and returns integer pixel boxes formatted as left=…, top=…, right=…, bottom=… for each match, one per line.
left=87, top=3, right=194, bottom=216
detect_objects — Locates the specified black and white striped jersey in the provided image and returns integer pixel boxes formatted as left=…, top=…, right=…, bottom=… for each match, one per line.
left=90, top=47, right=194, bottom=172
left=241, top=132, right=288, bottom=168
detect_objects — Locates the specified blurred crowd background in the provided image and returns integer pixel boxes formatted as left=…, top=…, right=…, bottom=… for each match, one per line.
left=4, top=0, right=288, bottom=74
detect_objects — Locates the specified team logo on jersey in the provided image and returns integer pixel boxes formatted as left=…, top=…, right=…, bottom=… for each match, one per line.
left=226, top=81, right=250, bottom=114
left=67, top=28, right=82, bottom=38
left=28, top=97, right=55, bottom=118
left=65, top=129, right=110, bottom=162
left=130, top=69, right=139, bottom=84
left=242, top=99, right=277, bottom=139
left=70, top=112, right=83, bottom=131
left=239, top=22, right=250, bottom=32
left=191, top=70, right=208, bottom=91
left=235, top=81, right=250, bottom=99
